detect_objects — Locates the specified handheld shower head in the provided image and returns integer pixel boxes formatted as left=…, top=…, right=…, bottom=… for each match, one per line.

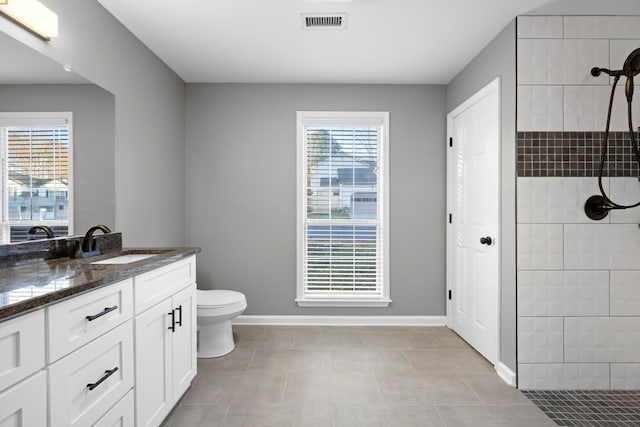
left=623, top=48, right=640, bottom=77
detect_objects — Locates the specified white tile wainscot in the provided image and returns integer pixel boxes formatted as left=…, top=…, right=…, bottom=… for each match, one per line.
left=563, top=16, right=640, bottom=39
left=517, top=178, right=609, bottom=224
left=517, top=270, right=609, bottom=317
left=517, top=317, right=564, bottom=363
left=517, top=16, right=563, bottom=39
left=564, top=224, right=640, bottom=270
left=610, top=271, right=640, bottom=316
left=611, top=364, right=640, bottom=390
left=517, top=86, right=564, bottom=131
left=518, top=363, right=610, bottom=390
left=517, top=224, right=564, bottom=270
left=564, top=317, right=640, bottom=363
left=517, top=39, right=608, bottom=85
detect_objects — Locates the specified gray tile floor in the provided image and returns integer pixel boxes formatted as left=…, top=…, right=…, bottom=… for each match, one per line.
left=162, top=325, right=555, bottom=426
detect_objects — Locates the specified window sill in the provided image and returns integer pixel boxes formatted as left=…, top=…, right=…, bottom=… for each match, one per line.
left=295, top=298, right=392, bottom=308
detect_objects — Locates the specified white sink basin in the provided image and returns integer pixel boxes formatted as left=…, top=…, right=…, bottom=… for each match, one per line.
left=91, top=254, right=156, bottom=265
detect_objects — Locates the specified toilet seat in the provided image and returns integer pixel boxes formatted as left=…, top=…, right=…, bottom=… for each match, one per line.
left=197, top=289, right=247, bottom=318
left=197, top=289, right=245, bottom=307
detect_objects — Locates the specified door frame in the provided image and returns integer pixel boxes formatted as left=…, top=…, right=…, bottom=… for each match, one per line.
left=445, top=77, right=501, bottom=366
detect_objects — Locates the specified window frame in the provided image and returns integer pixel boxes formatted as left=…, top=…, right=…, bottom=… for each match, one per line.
left=0, top=112, right=73, bottom=243
left=296, top=111, right=390, bottom=307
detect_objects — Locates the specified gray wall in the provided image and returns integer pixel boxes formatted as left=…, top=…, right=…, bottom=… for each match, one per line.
left=0, top=0, right=186, bottom=246
left=186, top=84, right=446, bottom=316
left=0, top=84, right=115, bottom=234
left=446, top=21, right=518, bottom=371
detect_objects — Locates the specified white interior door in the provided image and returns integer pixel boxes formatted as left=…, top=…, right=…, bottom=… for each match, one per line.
left=446, top=78, right=500, bottom=365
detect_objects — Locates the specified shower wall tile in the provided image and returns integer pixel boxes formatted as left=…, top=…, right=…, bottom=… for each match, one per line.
left=610, top=85, right=640, bottom=131
left=564, top=16, right=640, bottom=39
left=517, top=16, right=563, bottom=39
left=563, top=85, right=610, bottom=131
left=518, top=317, right=564, bottom=363
left=611, top=364, right=640, bottom=389
left=517, top=14, right=640, bottom=390
left=562, top=40, right=609, bottom=85
left=610, top=271, right=640, bottom=316
left=517, top=86, right=563, bottom=131
left=563, top=224, right=640, bottom=270
left=518, top=363, right=610, bottom=390
left=518, top=270, right=609, bottom=317
left=610, top=39, right=640, bottom=80
left=517, top=39, right=608, bottom=85
left=517, top=178, right=609, bottom=223
left=517, top=39, right=563, bottom=84
left=565, top=317, right=640, bottom=363
left=564, top=317, right=612, bottom=362
left=518, top=271, right=564, bottom=316
left=517, top=224, right=564, bottom=270
left=608, top=178, right=640, bottom=223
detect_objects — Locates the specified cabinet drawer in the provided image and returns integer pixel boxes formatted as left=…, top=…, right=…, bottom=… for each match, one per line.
left=94, top=389, right=134, bottom=427
left=0, top=370, right=46, bottom=427
left=0, top=309, right=44, bottom=392
left=47, top=278, right=133, bottom=363
left=49, top=320, right=134, bottom=427
left=134, top=256, right=195, bottom=315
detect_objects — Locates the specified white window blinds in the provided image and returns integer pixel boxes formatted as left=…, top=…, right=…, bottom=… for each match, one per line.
left=0, top=113, right=72, bottom=243
left=296, top=112, right=390, bottom=307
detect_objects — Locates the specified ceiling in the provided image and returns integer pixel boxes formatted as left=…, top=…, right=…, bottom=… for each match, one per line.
left=98, top=0, right=554, bottom=84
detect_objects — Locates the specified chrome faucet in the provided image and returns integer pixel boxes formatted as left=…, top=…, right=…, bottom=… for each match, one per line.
left=76, top=224, right=111, bottom=258
left=28, top=225, right=55, bottom=239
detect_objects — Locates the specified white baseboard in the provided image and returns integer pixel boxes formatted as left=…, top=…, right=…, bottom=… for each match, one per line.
left=495, top=362, right=517, bottom=387
left=233, top=315, right=447, bottom=327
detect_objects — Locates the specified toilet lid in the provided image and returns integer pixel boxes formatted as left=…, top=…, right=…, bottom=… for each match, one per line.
left=197, top=289, right=246, bottom=307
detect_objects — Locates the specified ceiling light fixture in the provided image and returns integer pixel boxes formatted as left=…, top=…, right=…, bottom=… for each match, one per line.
left=0, top=0, right=58, bottom=41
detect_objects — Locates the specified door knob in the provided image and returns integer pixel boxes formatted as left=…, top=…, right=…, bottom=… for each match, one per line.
left=480, top=236, right=493, bottom=245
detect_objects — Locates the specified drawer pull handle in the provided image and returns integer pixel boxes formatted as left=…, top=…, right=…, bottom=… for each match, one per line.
left=176, top=305, right=183, bottom=327
left=87, top=367, right=119, bottom=391
left=168, top=310, right=176, bottom=332
left=86, top=306, right=118, bottom=321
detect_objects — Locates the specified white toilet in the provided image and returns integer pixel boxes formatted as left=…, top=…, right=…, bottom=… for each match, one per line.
left=196, top=289, right=247, bottom=358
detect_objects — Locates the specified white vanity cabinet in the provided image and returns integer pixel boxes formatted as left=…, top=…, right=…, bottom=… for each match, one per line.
left=0, top=309, right=46, bottom=427
left=0, top=252, right=196, bottom=427
left=134, top=256, right=197, bottom=427
left=46, top=278, right=135, bottom=427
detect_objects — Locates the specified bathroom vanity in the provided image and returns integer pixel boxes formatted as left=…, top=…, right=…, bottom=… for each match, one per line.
left=0, top=236, right=199, bottom=427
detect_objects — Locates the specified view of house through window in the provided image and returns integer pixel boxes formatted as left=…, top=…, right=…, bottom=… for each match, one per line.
left=297, top=112, right=390, bottom=307
left=0, top=113, right=72, bottom=243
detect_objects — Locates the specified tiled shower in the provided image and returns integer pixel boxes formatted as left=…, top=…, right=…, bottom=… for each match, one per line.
left=516, top=15, right=640, bottom=390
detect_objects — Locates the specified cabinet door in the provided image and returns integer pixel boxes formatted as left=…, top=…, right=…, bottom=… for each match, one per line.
left=171, top=284, right=197, bottom=402
left=0, top=371, right=46, bottom=427
left=135, top=299, right=173, bottom=427
left=0, top=310, right=44, bottom=392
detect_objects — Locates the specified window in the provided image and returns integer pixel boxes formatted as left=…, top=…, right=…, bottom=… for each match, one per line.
left=296, top=111, right=390, bottom=307
left=0, top=112, right=72, bottom=243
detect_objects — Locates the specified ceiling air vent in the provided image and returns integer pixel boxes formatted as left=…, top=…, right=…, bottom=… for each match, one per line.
left=302, top=13, right=347, bottom=30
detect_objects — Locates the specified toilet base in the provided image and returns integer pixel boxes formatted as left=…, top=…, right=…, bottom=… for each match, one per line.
left=197, top=319, right=235, bottom=358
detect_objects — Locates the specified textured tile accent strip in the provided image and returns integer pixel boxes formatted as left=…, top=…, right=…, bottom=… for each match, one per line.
left=523, top=390, right=640, bottom=426
left=517, top=131, right=640, bottom=177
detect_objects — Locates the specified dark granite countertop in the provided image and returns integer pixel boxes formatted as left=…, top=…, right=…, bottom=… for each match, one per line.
left=0, top=246, right=200, bottom=322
